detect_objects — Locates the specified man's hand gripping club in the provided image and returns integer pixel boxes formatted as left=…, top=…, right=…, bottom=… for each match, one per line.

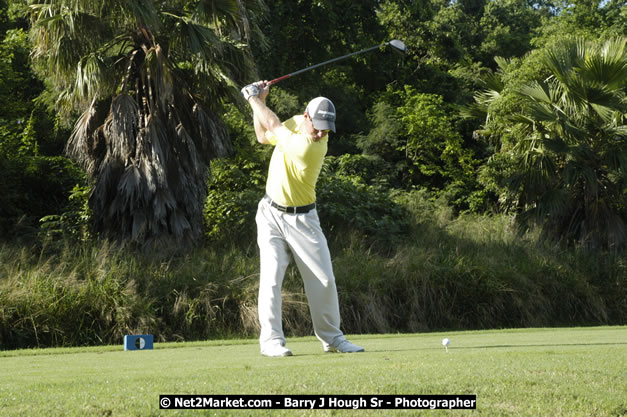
left=241, top=81, right=264, bottom=101
left=241, top=81, right=281, bottom=144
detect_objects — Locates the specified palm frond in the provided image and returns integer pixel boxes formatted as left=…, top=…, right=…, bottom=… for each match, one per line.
left=518, top=81, right=552, bottom=104
left=459, top=101, right=489, bottom=121
left=238, top=0, right=269, bottom=50
left=483, top=68, right=505, bottom=93
left=143, top=44, right=174, bottom=111
left=162, top=11, right=221, bottom=57
left=105, top=95, right=139, bottom=162
left=173, top=123, right=202, bottom=176
left=113, top=0, right=160, bottom=32
left=541, top=39, right=579, bottom=86
left=193, top=104, right=232, bottom=158
left=29, top=0, right=263, bottom=249
left=582, top=37, right=627, bottom=91
left=501, top=36, right=627, bottom=248
left=74, top=54, right=109, bottom=101
left=589, top=102, right=615, bottom=121
left=67, top=98, right=108, bottom=175
left=194, top=0, right=240, bottom=21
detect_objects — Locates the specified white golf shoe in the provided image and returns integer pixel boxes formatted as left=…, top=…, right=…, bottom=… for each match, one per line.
left=323, top=340, right=365, bottom=353
left=261, top=343, right=293, bottom=357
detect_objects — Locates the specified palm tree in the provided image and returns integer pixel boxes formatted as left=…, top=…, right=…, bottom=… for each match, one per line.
left=467, top=37, right=627, bottom=249
left=28, top=0, right=266, bottom=249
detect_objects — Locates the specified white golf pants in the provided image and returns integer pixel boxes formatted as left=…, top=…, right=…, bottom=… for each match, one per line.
left=256, top=197, right=345, bottom=349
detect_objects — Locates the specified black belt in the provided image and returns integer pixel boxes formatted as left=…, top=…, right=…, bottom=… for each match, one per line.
left=265, top=195, right=316, bottom=214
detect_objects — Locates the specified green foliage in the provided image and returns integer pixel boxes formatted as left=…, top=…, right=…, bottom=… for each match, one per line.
left=0, top=242, right=260, bottom=348
left=0, top=27, right=43, bottom=159
left=324, top=153, right=395, bottom=187
left=250, top=0, right=398, bottom=151
left=0, top=244, right=158, bottom=349
left=254, top=0, right=386, bottom=92
left=428, top=2, right=475, bottom=65
left=0, top=28, right=37, bottom=126
left=377, top=0, right=433, bottom=67
left=206, top=107, right=409, bottom=247
left=317, top=166, right=409, bottom=245
left=470, top=37, right=627, bottom=249
left=1, top=197, right=624, bottom=349
left=266, top=87, right=302, bottom=121
left=0, top=40, right=83, bottom=239
left=350, top=189, right=626, bottom=330
left=25, top=0, right=267, bottom=248
left=203, top=104, right=267, bottom=246
left=533, top=0, right=627, bottom=45
left=356, top=100, right=403, bottom=163
left=2, top=0, right=626, bottom=355
left=359, top=86, right=481, bottom=210
left=380, top=0, right=544, bottom=77
left=0, top=153, right=85, bottom=241
left=397, top=87, right=476, bottom=185
left=0, top=3, right=83, bottom=241
left=204, top=157, right=266, bottom=246
left=39, top=185, right=92, bottom=244
left=478, top=0, right=543, bottom=63
left=203, top=152, right=409, bottom=248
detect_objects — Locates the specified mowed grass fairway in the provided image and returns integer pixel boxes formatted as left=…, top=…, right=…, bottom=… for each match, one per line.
left=1, top=327, right=625, bottom=417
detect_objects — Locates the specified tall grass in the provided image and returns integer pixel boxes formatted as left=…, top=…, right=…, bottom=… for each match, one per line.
left=1, top=193, right=624, bottom=349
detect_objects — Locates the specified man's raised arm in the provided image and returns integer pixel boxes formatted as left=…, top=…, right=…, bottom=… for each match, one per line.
left=242, top=81, right=283, bottom=145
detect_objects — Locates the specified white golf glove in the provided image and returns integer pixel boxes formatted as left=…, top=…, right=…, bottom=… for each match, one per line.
left=241, top=83, right=260, bottom=101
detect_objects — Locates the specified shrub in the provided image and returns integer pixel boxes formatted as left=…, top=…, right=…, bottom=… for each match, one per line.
left=39, top=185, right=92, bottom=244
left=0, top=214, right=624, bottom=350
left=204, top=157, right=266, bottom=246
left=317, top=173, right=409, bottom=245
left=0, top=154, right=84, bottom=241
left=204, top=152, right=410, bottom=248
left=0, top=244, right=157, bottom=349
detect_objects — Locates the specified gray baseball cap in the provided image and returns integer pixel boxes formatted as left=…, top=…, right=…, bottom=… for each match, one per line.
left=306, top=97, right=336, bottom=133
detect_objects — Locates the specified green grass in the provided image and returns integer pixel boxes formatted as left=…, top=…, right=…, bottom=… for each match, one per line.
left=1, top=326, right=625, bottom=416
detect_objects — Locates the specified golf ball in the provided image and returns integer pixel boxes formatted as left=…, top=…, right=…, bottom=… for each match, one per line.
left=442, top=338, right=450, bottom=346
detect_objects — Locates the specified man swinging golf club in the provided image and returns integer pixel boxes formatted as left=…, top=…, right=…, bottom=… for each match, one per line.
left=241, top=80, right=364, bottom=357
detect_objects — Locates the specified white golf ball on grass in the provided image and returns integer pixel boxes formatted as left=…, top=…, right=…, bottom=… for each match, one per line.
left=442, top=338, right=450, bottom=352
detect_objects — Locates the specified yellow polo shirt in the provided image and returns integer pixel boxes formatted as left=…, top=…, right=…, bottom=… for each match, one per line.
left=264, top=115, right=328, bottom=207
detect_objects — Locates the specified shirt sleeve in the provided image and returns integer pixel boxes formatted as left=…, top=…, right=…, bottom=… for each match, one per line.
left=264, top=125, right=292, bottom=146
left=264, top=129, right=278, bottom=145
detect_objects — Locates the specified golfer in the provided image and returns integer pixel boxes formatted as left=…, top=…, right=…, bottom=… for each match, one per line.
left=241, top=81, right=364, bottom=357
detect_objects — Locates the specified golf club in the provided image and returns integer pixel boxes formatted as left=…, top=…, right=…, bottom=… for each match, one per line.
left=266, top=39, right=407, bottom=86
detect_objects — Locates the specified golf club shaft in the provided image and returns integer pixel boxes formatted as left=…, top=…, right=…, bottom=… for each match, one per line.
left=267, top=43, right=388, bottom=86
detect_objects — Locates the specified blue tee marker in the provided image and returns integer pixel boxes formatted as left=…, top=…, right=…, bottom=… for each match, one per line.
left=124, top=334, right=154, bottom=351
